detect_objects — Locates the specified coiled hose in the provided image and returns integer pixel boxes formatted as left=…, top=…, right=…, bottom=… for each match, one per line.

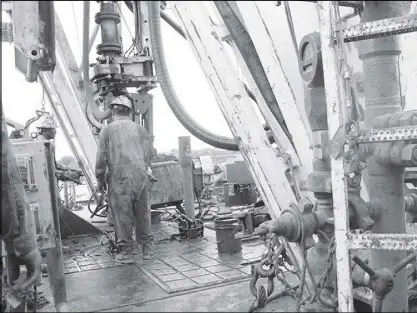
left=148, top=1, right=239, bottom=151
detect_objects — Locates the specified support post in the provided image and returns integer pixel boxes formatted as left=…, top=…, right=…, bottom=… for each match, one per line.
left=45, top=142, right=67, bottom=312
left=316, top=2, right=354, bottom=312
left=179, top=136, right=195, bottom=221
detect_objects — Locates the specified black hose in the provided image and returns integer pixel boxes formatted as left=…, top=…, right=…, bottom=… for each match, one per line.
left=87, top=192, right=108, bottom=218
left=83, top=1, right=111, bottom=123
left=148, top=1, right=239, bottom=151
left=85, top=100, right=103, bottom=132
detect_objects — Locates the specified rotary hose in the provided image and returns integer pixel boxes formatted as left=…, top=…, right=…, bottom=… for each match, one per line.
left=148, top=1, right=239, bottom=151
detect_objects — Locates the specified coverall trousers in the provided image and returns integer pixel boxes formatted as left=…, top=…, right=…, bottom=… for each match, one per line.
left=108, top=166, right=152, bottom=253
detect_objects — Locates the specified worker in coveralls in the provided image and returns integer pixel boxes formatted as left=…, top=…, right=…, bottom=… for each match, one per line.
left=95, top=95, right=155, bottom=263
left=1, top=106, right=42, bottom=303
left=36, top=115, right=83, bottom=213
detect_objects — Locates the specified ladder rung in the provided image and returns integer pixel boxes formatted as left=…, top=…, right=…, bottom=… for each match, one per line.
left=343, top=14, right=417, bottom=42
left=347, top=233, right=417, bottom=250
left=356, top=126, right=417, bottom=143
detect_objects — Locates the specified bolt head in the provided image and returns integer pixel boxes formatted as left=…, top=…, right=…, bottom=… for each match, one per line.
left=299, top=198, right=314, bottom=213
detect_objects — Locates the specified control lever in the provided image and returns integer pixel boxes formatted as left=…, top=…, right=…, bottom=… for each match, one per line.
left=352, top=252, right=416, bottom=312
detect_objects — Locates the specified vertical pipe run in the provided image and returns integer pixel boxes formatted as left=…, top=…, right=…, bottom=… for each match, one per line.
left=64, top=182, right=69, bottom=208
left=179, top=136, right=195, bottom=221
left=356, top=1, right=411, bottom=311
left=95, top=1, right=122, bottom=57
left=45, top=142, right=68, bottom=312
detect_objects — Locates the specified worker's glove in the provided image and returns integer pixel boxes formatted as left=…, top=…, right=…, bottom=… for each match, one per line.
left=57, top=170, right=82, bottom=184
left=255, top=220, right=277, bottom=236
left=6, top=249, right=42, bottom=299
left=147, top=167, right=157, bottom=183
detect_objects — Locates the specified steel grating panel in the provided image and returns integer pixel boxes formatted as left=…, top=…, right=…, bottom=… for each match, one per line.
left=347, top=233, right=417, bottom=250
left=343, top=14, right=417, bottom=42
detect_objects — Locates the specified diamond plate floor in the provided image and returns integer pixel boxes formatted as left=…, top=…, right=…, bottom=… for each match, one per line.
left=38, top=219, right=269, bottom=311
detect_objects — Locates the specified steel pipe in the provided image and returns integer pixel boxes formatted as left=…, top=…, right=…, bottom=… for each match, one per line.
left=25, top=58, right=38, bottom=82
left=25, top=47, right=42, bottom=82
left=360, top=0, right=412, bottom=294
left=83, top=1, right=111, bottom=122
left=357, top=2, right=411, bottom=310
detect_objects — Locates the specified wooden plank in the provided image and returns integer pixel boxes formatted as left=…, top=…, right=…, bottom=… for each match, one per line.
left=173, top=1, right=314, bottom=296
left=207, top=2, right=308, bottom=190
left=237, top=2, right=313, bottom=174
left=316, top=2, right=354, bottom=312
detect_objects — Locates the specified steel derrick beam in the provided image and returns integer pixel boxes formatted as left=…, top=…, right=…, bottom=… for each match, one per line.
left=172, top=1, right=315, bottom=297
left=236, top=1, right=313, bottom=174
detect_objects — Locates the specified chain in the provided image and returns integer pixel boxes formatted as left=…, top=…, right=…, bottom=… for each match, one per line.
left=314, top=237, right=336, bottom=301
left=41, top=88, right=46, bottom=112
left=278, top=151, right=302, bottom=202
left=260, top=233, right=299, bottom=298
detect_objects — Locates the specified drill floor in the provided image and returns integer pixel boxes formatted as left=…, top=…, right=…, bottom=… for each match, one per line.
left=60, top=222, right=266, bottom=294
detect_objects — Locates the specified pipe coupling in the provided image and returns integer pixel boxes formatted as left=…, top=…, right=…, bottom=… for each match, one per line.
left=405, top=193, right=417, bottom=223
left=266, top=198, right=324, bottom=249
left=373, top=143, right=417, bottom=167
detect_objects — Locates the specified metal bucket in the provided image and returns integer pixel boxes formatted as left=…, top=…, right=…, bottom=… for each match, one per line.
left=151, top=210, right=162, bottom=225
left=214, top=217, right=242, bottom=254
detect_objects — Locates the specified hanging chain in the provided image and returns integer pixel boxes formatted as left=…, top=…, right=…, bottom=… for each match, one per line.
left=41, top=88, right=46, bottom=112
left=314, top=236, right=336, bottom=301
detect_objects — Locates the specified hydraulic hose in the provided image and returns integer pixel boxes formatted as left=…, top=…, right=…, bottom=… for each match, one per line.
left=86, top=100, right=104, bottom=131
left=148, top=1, right=239, bottom=151
left=125, top=1, right=259, bottom=105
left=83, top=1, right=111, bottom=123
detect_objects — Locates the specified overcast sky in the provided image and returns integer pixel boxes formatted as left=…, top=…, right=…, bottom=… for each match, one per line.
left=2, top=2, right=235, bottom=159
left=2, top=1, right=416, bottom=160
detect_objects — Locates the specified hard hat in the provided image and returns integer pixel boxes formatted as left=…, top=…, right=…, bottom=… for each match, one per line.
left=36, top=114, right=58, bottom=129
left=110, top=95, right=133, bottom=110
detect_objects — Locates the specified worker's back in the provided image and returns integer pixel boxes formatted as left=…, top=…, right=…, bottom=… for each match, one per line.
left=101, top=118, right=153, bottom=178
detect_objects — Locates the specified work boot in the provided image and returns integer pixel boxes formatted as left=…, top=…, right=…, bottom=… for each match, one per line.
left=142, top=244, right=154, bottom=260
left=115, top=247, right=134, bottom=264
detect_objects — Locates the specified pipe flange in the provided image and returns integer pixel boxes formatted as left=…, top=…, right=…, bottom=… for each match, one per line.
left=95, top=11, right=121, bottom=24
left=28, top=45, right=43, bottom=61
left=97, top=43, right=122, bottom=55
